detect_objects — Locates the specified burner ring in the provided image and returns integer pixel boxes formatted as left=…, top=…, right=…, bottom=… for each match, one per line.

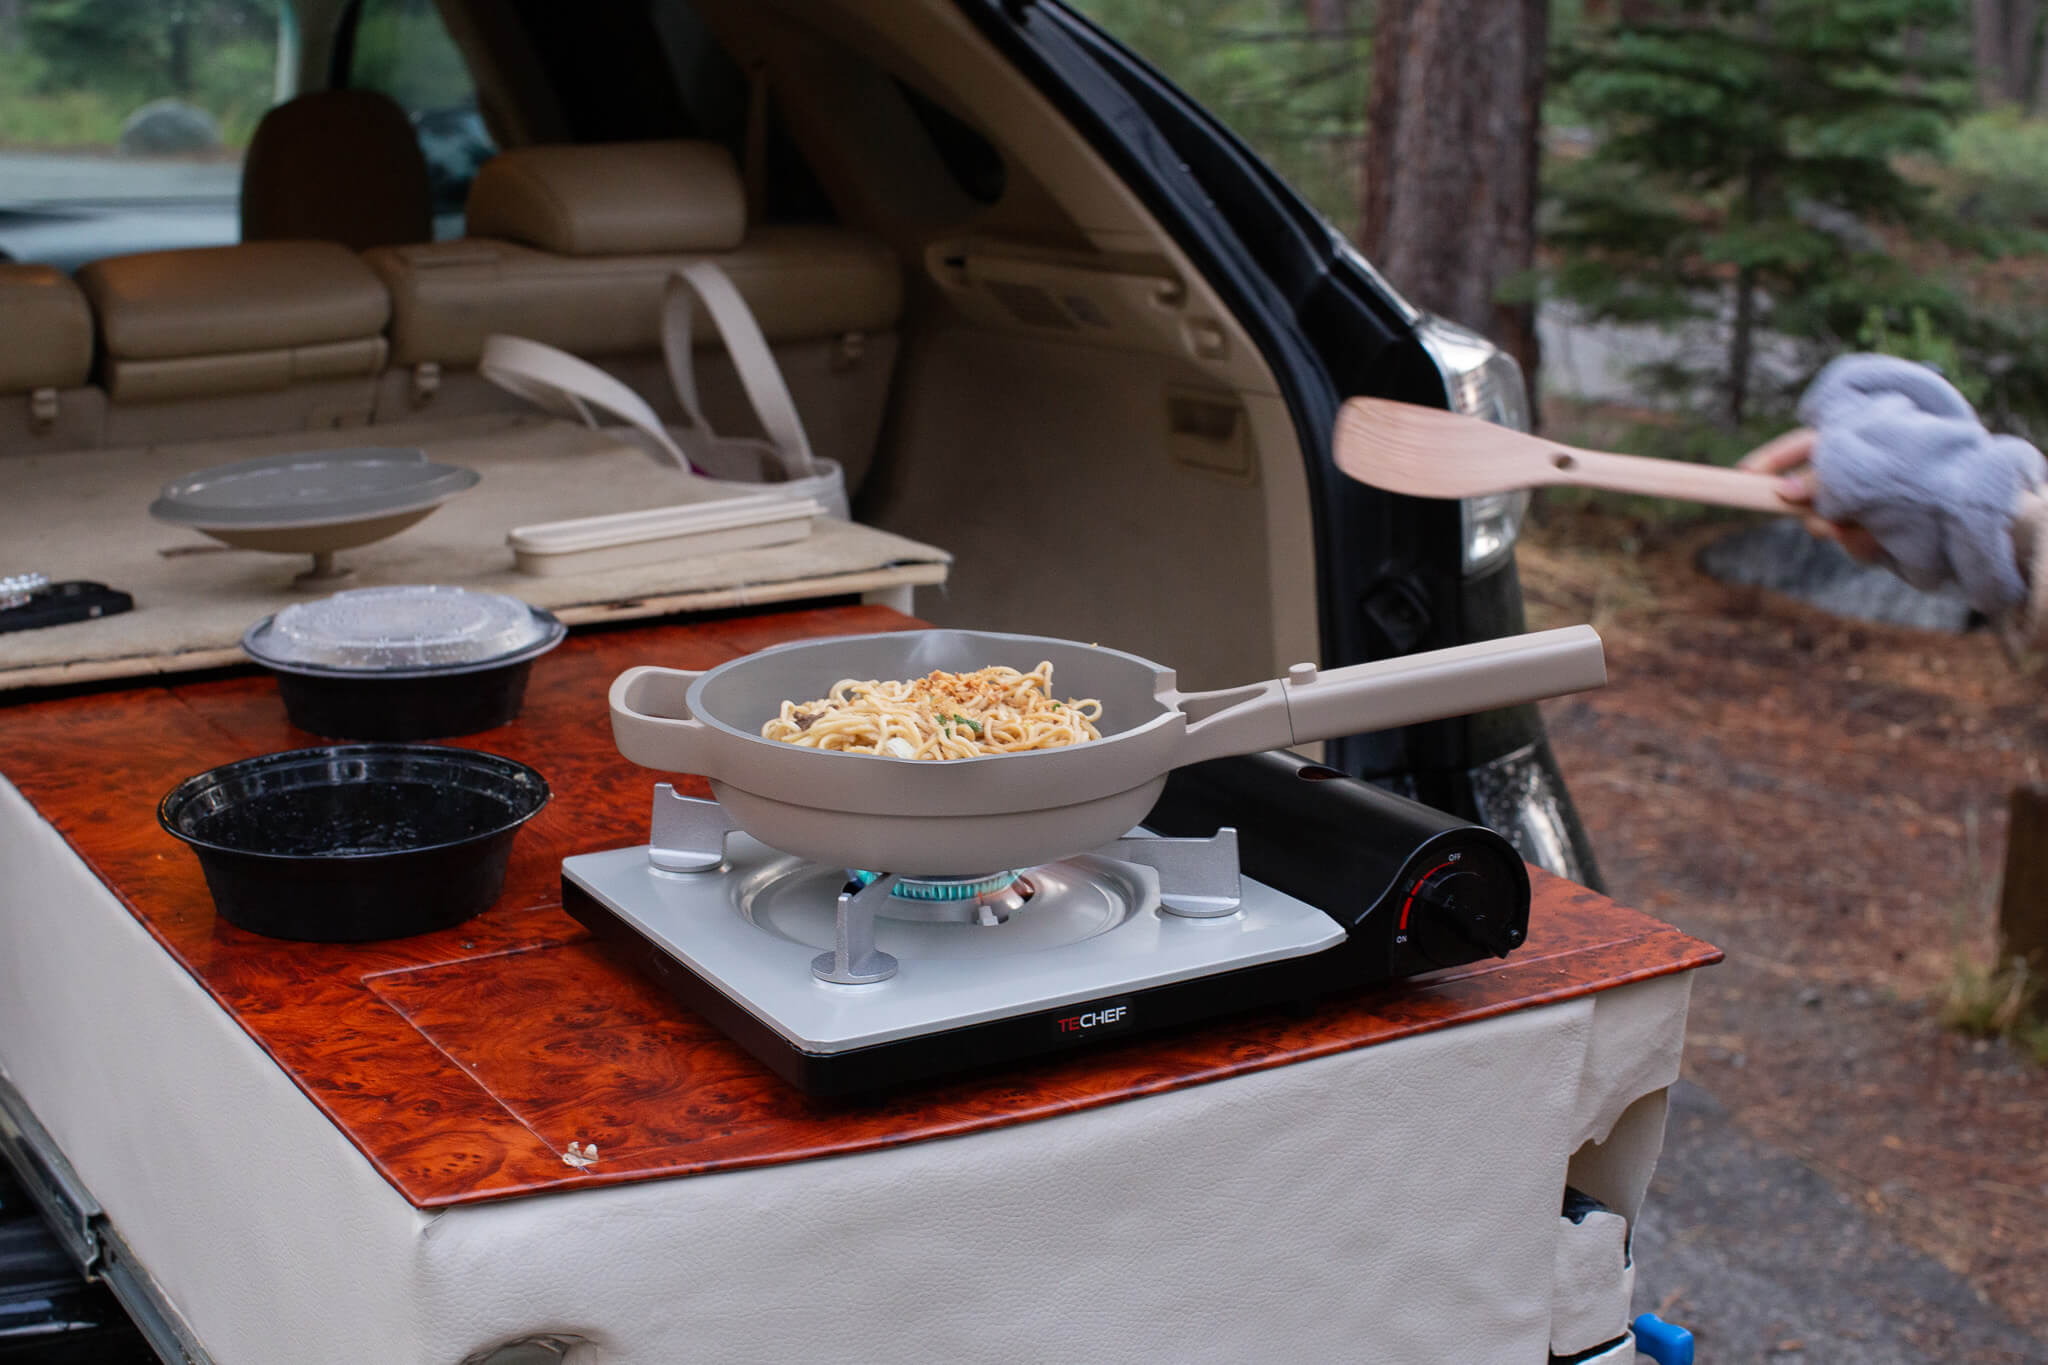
left=847, top=870, right=1022, bottom=902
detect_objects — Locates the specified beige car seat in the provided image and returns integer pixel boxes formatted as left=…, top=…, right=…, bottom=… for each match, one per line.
left=76, top=241, right=392, bottom=441
left=362, top=140, right=902, bottom=485
left=0, top=264, right=102, bottom=453
left=240, top=90, right=433, bottom=251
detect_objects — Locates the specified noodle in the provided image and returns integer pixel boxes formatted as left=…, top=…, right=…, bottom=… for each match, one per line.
left=760, top=662, right=1102, bottom=759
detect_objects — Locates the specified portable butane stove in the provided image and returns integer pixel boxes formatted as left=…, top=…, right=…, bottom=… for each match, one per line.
left=563, top=751, right=1533, bottom=1096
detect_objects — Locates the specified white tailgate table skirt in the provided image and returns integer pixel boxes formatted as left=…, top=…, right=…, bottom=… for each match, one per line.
left=0, top=775, right=1689, bottom=1364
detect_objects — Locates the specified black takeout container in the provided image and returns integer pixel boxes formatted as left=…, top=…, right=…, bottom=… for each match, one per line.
left=241, top=594, right=566, bottom=741
left=158, top=744, right=550, bottom=942
left=268, top=658, right=545, bottom=741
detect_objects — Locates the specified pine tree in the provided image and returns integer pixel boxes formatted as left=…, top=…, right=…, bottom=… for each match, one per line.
left=1546, top=0, right=1971, bottom=427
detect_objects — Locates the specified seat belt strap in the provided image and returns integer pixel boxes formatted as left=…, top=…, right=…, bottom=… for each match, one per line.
left=662, top=262, right=817, bottom=480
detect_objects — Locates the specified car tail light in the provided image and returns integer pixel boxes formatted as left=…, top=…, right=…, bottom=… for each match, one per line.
left=1413, top=314, right=1535, bottom=576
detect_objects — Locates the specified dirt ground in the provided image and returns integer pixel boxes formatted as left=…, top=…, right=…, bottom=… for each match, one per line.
left=1519, top=505, right=2048, bottom=1349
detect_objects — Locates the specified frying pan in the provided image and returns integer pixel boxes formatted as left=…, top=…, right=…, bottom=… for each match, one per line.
left=609, top=626, right=1606, bottom=874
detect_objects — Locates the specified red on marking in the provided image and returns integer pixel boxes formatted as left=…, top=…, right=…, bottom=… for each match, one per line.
left=1399, top=860, right=1457, bottom=932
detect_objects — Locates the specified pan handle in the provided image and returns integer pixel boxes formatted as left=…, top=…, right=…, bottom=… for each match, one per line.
left=1286, top=624, right=1606, bottom=745
left=1172, top=679, right=1297, bottom=766
left=610, top=665, right=712, bottom=772
left=1172, top=625, right=1606, bottom=765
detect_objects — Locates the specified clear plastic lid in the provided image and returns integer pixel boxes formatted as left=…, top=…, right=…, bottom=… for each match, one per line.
left=150, top=448, right=479, bottom=530
left=243, top=586, right=563, bottom=675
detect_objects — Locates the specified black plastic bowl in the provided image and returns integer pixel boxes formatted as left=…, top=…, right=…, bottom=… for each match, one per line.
left=158, top=744, right=550, bottom=942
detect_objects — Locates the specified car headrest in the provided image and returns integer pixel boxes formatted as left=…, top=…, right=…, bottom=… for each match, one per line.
left=464, top=140, right=746, bottom=256
left=240, top=90, right=433, bottom=251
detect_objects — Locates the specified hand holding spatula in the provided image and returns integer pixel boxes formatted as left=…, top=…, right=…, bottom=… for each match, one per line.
left=1335, top=355, right=2048, bottom=639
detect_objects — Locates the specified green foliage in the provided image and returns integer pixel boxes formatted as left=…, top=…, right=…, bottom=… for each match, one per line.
left=352, top=0, right=473, bottom=113
left=2, top=0, right=279, bottom=151
left=20, top=0, right=170, bottom=96
left=1065, top=0, right=1368, bottom=230
left=0, top=47, right=126, bottom=145
left=1856, top=304, right=1989, bottom=403
left=23, top=0, right=274, bottom=98
left=1942, top=951, right=2048, bottom=1064
left=1940, top=289, right=2048, bottom=439
left=1546, top=0, right=1976, bottom=426
left=1943, top=107, right=2048, bottom=238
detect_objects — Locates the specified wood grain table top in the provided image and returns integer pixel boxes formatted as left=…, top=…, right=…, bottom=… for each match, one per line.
left=0, top=604, right=1720, bottom=1209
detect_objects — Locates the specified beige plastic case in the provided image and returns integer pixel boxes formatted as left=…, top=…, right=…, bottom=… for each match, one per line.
left=507, top=495, right=822, bottom=577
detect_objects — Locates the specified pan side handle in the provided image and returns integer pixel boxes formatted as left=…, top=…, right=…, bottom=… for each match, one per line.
left=609, top=666, right=711, bottom=771
left=1284, top=625, right=1606, bottom=745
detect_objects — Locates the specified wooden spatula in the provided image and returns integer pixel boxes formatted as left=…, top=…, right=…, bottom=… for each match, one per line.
left=1334, top=397, right=1793, bottom=514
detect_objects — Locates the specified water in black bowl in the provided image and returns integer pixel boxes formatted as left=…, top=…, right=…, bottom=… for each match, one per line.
left=188, top=773, right=519, bottom=856
left=159, top=745, right=549, bottom=942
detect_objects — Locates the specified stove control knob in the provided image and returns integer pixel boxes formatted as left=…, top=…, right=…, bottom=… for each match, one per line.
left=1399, top=854, right=1524, bottom=963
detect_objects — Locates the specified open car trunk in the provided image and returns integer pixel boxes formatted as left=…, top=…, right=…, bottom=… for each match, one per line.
left=0, top=0, right=1340, bottom=702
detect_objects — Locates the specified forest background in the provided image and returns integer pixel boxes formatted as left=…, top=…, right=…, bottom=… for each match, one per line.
left=1078, top=0, right=2048, bottom=471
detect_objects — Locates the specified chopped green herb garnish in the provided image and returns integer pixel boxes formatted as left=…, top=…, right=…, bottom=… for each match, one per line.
left=948, top=714, right=983, bottom=734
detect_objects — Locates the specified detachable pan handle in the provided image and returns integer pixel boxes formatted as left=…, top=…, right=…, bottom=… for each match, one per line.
left=1172, top=625, right=1606, bottom=766
left=610, top=665, right=712, bottom=772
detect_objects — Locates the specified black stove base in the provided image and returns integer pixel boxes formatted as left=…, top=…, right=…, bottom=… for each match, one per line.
left=562, top=877, right=1338, bottom=1098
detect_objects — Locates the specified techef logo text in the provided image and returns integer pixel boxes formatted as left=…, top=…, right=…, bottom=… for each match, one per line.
left=1056, top=1002, right=1131, bottom=1034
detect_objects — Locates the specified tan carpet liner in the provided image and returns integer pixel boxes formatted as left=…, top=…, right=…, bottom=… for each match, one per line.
left=0, top=413, right=950, bottom=689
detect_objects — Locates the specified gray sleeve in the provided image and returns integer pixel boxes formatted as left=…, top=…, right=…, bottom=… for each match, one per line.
left=1799, top=355, right=2045, bottom=613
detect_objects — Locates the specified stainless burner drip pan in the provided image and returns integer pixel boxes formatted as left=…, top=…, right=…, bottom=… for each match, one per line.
left=560, top=834, right=1344, bottom=1054
left=748, top=860, right=1119, bottom=957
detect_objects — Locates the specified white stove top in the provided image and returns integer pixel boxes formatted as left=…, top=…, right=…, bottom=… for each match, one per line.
left=560, top=834, right=1344, bottom=1054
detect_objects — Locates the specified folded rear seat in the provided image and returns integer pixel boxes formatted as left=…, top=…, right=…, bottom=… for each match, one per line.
left=363, top=140, right=902, bottom=484
left=76, top=240, right=390, bottom=442
left=0, top=264, right=103, bottom=454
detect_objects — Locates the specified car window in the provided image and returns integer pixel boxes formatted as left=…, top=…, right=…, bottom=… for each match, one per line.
left=343, top=0, right=494, bottom=229
left=1062, top=1, right=1366, bottom=231
left=0, top=0, right=295, bottom=268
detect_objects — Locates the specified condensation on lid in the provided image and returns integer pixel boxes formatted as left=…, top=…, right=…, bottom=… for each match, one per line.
left=245, top=585, right=561, bottom=673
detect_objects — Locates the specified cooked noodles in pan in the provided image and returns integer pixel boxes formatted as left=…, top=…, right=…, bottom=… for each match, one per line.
left=760, top=662, right=1103, bottom=759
